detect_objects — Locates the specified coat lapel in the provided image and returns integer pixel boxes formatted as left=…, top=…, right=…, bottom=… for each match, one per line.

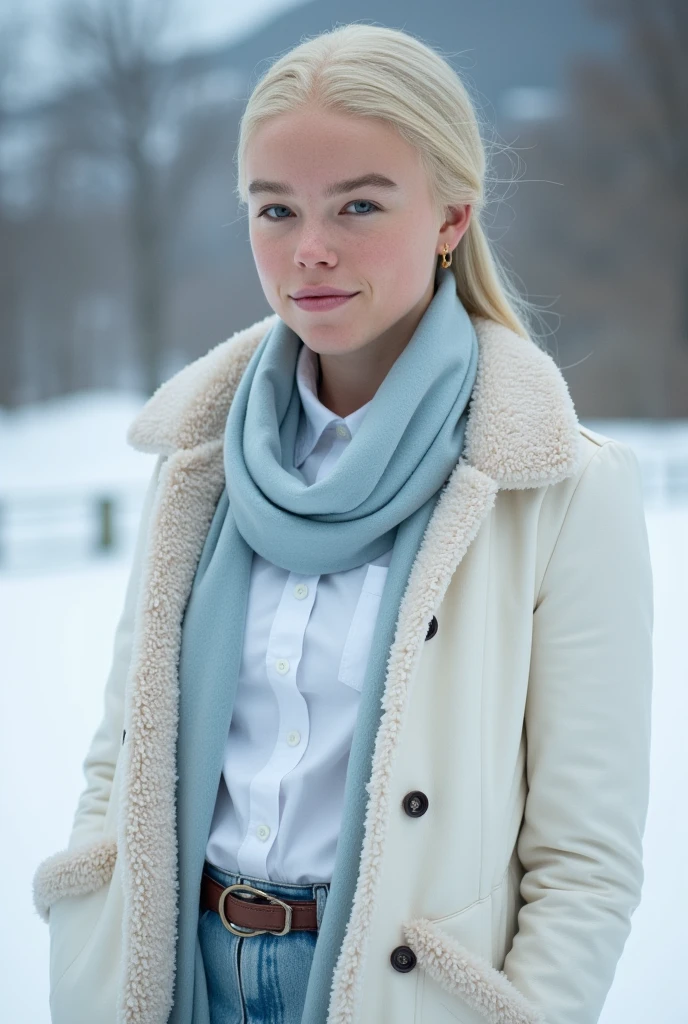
left=117, top=311, right=583, bottom=1024
left=117, top=440, right=226, bottom=1023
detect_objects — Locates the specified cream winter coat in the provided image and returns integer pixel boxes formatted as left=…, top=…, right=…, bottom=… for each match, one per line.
left=32, top=310, right=654, bottom=1024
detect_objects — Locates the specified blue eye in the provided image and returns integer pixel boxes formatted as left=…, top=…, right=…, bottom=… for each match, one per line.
left=258, top=199, right=380, bottom=219
left=347, top=200, right=378, bottom=215
left=259, top=205, right=291, bottom=219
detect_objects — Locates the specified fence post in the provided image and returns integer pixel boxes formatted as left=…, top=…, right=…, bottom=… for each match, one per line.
left=96, top=496, right=115, bottom=551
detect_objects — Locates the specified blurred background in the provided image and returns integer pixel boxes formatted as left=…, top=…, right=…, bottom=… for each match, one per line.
left=1, top=0, right=686, bottom=1020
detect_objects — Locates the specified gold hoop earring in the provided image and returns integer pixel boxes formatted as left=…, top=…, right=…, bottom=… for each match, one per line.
left=440, top=244, right=452, bottom=269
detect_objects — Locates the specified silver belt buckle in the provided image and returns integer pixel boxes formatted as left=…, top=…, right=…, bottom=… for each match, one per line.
left=218, top=883, right=293, bottom=937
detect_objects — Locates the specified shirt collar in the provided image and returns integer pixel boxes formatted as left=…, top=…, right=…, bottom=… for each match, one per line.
left=294, top=342, right=372, bottom=467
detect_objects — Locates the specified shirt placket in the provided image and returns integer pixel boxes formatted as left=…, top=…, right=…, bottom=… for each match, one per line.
left=236, top=568, right=319, bottom=878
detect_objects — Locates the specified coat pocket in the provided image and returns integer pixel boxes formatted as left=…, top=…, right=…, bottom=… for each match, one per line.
left=338, top=564, right=389, bottom=692
left=48, top=874, right=112, bottom=996
left=48, top=843, right=124, bottom=1024
left=33, top=836, right=118, bottom=1014
left=404, top=893, right=545, bottom=1024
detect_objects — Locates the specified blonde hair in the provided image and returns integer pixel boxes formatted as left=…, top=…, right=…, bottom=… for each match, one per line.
left=235, top=23, right=542, bottom=343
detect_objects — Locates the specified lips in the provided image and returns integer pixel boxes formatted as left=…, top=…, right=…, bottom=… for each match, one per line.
left=292, top=293, right=358, bottom=311
left=290, top=287, right=358, bottom=299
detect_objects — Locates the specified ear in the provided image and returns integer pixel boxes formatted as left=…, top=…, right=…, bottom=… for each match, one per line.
left=438, top=204, right=472, bottom=254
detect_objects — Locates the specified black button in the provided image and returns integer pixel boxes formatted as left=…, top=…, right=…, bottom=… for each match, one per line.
left=390, top=945, right=417, bottom=972
left=425, top=615, right=438, bottom=641
left=402, top=791, right=429, bottom=817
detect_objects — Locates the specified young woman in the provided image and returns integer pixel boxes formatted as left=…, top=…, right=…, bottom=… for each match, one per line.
left=33, top=23, right=654, bottom=1024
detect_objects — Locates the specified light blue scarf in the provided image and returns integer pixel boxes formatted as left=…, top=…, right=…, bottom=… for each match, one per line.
left=168, top=263, right=479, bottom=1024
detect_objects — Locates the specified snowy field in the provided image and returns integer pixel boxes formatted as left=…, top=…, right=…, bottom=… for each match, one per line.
left=1, top=393, right=687, bottom=1022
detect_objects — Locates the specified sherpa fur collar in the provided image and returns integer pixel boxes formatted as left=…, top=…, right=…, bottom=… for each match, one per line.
left=126, top=312, right=584, bottom=489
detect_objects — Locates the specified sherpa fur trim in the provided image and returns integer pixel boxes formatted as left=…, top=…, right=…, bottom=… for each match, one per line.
left=32, top=836, right=117, bottom=923
left=116, top=440, right=227, bottom=1024
left=461, top=317, right=584, bottom=489
left=126, top=312, right=585, bottom=490
left=402, top=917, right=546, bottom=1024
left=326, top=460, right=500, bottom=1023
left=127, top=313, right=277, bottom=456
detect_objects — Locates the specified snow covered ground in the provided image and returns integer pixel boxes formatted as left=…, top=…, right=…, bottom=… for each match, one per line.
left=1, top=394, right=687, bottom=1022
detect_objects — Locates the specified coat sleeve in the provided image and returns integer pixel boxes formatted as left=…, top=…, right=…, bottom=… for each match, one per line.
left=65, top=453, right=166, bottom=851
left=502, top=439, right=654, bottom=1024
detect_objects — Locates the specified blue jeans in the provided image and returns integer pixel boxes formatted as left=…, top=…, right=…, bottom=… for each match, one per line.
left=198, top=860, right=331, bottom=1024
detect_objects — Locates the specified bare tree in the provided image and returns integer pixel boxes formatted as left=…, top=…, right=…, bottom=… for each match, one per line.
left=495, top=0, right=688, bottom=415
left=55, top=0, right=184, bottom=394
left=0, top=10, right=29, bottom=407
left=586, top=0, right=688, bottom=342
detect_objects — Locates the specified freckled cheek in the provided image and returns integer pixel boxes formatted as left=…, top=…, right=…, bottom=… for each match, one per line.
left=352, top=237, right=386, bottom=269
left=369, top=232, right=427, bottom=290
left=250, top=239, right=287, bottom=299
left=362, top=225, right=425, bottom=275
left=251, top=234, right=282, bottom=276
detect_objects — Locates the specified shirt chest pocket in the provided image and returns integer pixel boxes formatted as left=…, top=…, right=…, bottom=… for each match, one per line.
left=337, top=564, right=389, bottom=693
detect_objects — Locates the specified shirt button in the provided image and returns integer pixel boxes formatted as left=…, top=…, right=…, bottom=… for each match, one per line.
left=287, top=731, right=301, bottom=746
left=335, top=424, right=349, bottom=439
left=275, top=658, right=289, bottom=674
left=294, top=583, right=308, bottom=599
left=257, top=824, right=270, bottom=841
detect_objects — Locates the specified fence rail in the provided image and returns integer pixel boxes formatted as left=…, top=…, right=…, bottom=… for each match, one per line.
left=0, top=485, right=148, bottom=570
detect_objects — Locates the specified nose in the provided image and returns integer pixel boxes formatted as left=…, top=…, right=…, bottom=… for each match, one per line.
left=293, top=233, right=336, bottom=268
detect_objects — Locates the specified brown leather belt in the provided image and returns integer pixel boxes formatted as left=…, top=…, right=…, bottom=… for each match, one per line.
left=200, top=870, right=319, bottom=936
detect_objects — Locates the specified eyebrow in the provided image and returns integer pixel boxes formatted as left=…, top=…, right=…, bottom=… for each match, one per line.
left=247, top=173, right=400, bottom=199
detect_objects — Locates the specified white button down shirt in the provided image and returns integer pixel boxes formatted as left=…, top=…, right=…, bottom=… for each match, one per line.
left=205, top=342, right=393, bottom=883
